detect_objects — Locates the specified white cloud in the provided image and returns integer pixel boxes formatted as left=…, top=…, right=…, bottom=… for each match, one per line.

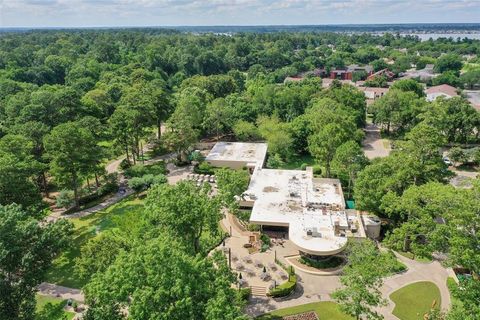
left=0, top=0, right=478, bottom=27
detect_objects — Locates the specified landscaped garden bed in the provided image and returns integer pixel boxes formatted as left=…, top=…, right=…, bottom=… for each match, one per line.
left=298, top=255, right=345, bottom=270
left=256, top=302, right=352, bottom=320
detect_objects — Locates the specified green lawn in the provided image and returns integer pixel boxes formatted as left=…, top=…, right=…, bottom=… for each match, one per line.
left=390, top=281, right=441, bottom=320
left=397, top=251, right=432, bottom=263
left=45, top=196, right=145, bottom=288
left=36, top=294, right=75, bottom=320
left=279, top=154, right=316, bottom=170
left=257, top=302, right=353, bottom=320
left=462, top=62, right=480, bottom=73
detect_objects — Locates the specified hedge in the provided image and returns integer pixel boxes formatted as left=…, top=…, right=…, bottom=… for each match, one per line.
left=268, top=266, right=297, bottom=298
left=238, top=287, right=251, bottom=301
left=268, top=274, right=297, bottom=298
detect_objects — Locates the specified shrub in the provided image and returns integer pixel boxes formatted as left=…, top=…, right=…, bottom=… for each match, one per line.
left=194, top=161, right=215, bottom=175
left=247, top=224, right=260, bottom=232
left=128, top=174, right=167, bottom=191
left=119, top=158, right=131, bottom=170
left=299, top=256, right=344, bottom=269
left=260, top=234, right=271, bottom=246
left=447, top=277, right=458, bottom=293
left=236, top=209, right=251, bottom=222
left=56, top=189, right=75, bottom=209
left=99, top=173, right=119, bottom=194
left=268, top=273, right=297, bottom=297
left=124, top=162, right=167, bottom=178
left=266, top=153, right=285, bottom=169
left=189, top=150, right=205, bottom=163
left=238, top=287, right=251, bottom=301
left=150, top=143, right=168, bottom=157
left=300, top=163, right=308, bottom=170
left=312, top=165, right=322, bottom=175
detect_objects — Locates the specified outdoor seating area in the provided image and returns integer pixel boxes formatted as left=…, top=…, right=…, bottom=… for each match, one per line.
left=233, top=252, right=290, bottom=288
left=185, top=173, right=216, bottom=186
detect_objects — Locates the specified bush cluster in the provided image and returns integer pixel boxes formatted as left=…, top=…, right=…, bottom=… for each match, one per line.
left=128, top=174, right=167, bottom=191
left=299, top=256, right=344, bottom=269
left=194, top=161, right=215, bottom=175
left=268, top=266, right=297, bottom=298
left=124, top=162, right=167, bottom=178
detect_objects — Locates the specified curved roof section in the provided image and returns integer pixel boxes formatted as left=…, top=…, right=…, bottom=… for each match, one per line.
left=245, top=168, right=350, bottom=256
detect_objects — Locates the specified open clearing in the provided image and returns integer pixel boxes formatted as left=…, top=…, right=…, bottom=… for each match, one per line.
left=390, top=281, right=441, bottom=320
left=45, top=196, right=144, bottom=288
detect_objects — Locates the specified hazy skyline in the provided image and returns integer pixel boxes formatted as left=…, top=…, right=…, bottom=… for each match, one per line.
left=0, top=0, right=479, bottom=28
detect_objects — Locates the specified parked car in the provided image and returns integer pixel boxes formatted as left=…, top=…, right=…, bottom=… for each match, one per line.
left=443, top=157, right=452, bottom=166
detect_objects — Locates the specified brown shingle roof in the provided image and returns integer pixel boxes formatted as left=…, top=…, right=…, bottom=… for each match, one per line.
left=425, top=84, right=458, bottom=97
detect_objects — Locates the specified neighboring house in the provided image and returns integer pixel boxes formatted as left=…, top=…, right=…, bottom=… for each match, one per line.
left=330, top=64, right=373, bottom=80
left=425, top=84, right=459, bottom=102
left=366, top=68, right=395, bottom=81
left=400, top=64, right=437, bottom=81
left=361, top=87, right=389, bottom=100
left=283, top=68, right=328, bottom=84
left=464, top=90, right=480, bottom=112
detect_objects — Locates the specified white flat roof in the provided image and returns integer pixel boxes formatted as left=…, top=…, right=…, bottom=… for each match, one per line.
left=244, top=168, right=350, bottom=255
left=205, top=142, right=267, bottom=168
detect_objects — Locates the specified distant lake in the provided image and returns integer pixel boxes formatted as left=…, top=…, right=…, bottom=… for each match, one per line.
left=406, top=33, right=480, bottom=41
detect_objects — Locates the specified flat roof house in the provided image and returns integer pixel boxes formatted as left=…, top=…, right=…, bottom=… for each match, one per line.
left=205, top=142, right=267, bottom=171
left=205, top=142, right=365, bottom=257
left=425, top=84, right=458, bottom=102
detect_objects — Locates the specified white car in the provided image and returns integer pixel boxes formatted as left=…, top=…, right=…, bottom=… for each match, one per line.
left=443, top=157, right=452, bottom=166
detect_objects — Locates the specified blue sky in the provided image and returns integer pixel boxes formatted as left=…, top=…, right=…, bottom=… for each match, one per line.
left=0, top=0, right=479, bottom=27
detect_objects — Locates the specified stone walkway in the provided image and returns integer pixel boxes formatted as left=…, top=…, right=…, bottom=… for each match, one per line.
left=376, top=252, right=451, bottom=320
left=362, top=123, right=391, bottom=159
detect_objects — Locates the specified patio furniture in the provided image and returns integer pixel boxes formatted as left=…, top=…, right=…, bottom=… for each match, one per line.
left=279, top=271, right=288, bottom=280
left=254, top=259, right=263, bottom=268
left=259, top=272, right=271, bottom=281
left=245, top=268, right=256, bottom=277
left=242, top=256, right=252, bottom=263
left=268, top=262, right=277, bottom=270
left=235, top=262, right=244, bottom=270
left=231, top=254, right=238, bottom=262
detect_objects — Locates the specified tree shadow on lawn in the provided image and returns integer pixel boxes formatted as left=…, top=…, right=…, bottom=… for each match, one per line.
left=45, top=199, right=144, bottom=288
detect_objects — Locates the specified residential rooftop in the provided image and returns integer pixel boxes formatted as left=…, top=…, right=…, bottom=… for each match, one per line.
left=241, top=167, right=362, bottom=256
left=205, top=142, right=268, bottom=170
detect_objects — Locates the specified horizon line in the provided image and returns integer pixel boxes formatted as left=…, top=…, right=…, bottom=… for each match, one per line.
left=1, top=22, right=480, bottom=30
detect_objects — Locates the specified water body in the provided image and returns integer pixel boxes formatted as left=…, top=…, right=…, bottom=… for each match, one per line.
left=412, top=33, right=480, bottom=41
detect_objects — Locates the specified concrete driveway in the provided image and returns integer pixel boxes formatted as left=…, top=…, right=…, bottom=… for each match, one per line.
left=362, top=123, right=391, bottom=159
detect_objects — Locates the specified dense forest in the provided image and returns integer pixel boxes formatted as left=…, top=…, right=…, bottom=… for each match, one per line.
left=0, top=29, right=479, bottom=320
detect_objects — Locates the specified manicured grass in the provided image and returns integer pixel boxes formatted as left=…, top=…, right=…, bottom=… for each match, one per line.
left=257, top=302, right=353, bottom=320
left=390, top=281, right=441, bottom=320
left=279, top=154, right=316, bottom=170
left=45, top=196, right=145, bottom=288
left=462, top=62, right=480, bottom=73
left=397, top=251, right=432, bottom=263
left=36, top=294, right=75, bottom=320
